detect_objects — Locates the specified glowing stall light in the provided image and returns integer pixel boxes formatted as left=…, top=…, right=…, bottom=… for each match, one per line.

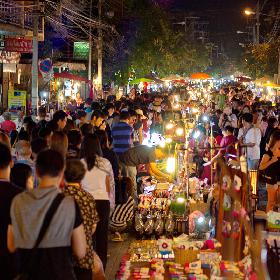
left=202, top=115, right=209, bottom=122
left=166, top=157, right=176, bottom=173
left=174, top=95, right=179, bottom=102
left=193, top=130, right=201, bottom=139
left=159, top=139, right=166, bottom=148
left=166, top=137, right=173, bottom=144
left=175, top=127, right=184, bottom=136
left=173, top=103, right=180, bottom=110
left=192, top=108, right=199, bottom=114
left=166, top=121, right=174, bottom=130
left=197, top=216, right=205, bottom=224
left=176, top=196, right=185, bottom=203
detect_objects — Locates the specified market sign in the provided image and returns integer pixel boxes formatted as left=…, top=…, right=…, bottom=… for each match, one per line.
left=8, top=90, right=27, bottom=114
left=5, top=38, right=32, bottom=53
left=73, top=42, right=89, bottom=60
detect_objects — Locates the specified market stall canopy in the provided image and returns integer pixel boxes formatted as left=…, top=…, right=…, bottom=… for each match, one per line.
left=53, top=62, right=86, bottom=71
left=189, top=73, right=211, bottom=80
left=235, top=76, right=252, bottom=83
left=162, top=74, right=186, bottom=81
left=129, top=78, right=154, bottom=84
left=255, top=76, right=274, bottom=85
left=39, top=72, right=90, bottom=83
left=263, top=82, right=280, bottom=89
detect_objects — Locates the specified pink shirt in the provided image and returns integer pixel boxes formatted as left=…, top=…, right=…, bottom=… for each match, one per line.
left=0, top=120, right=16, bottom=134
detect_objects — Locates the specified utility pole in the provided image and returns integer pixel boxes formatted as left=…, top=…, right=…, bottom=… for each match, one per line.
left=31, top=0, right=39, bottom=112
left=97, top=0, right=103, bottom=93
left=256, top=0, right=260, bottom=45
left=88, top=0, right=93, bottom=83
left=278, top=48, right=280, bottom=84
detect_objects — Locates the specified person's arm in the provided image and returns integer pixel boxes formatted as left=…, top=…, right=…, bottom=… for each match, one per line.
left=7, top=225, right=16, bottom=253
left=230, top=115, right=238, bottom=128
left=106, top=175, right=110, bottom=194
left=71, top=224, right=87, bottom=259
left=259, top=154, right=278, bottom=170
left=138, top=125, right=143, bottom=144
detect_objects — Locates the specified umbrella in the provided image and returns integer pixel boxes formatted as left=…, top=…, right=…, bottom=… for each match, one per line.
left=189, top=73, right=211, bottom=80
left=162, top=74, right=186, bottom=81
left=235, top=76, right=252, bottom=83
left=129, top=78, right=154, bottom=85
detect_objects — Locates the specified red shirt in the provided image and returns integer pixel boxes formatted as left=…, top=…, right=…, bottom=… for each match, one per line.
left=0, top=120, right=16, bottom=134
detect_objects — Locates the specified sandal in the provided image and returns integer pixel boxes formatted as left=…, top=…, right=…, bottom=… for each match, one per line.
left=111, top=232, right=124, bottom=242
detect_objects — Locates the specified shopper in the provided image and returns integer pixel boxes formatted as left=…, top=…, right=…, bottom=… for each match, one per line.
left=80, top=134, right=114, bottom=270
left=0, top=112, right=16, bottom=134
left=50, top=131, right=68, bottom=158
left=64, top=159, right=99, bottom=280
left=259, top=130, right=280, bottom=212
left=0, top=143, right=22, bottom=279
left=111, top=111, right=133, bottom=154
left=47, top=110, right=68, bottom=132
left=8, top=149, right=87, bottom=280
left=238, top=113, right=262, bottom=170
left=10, top=163, right=34, bottom=190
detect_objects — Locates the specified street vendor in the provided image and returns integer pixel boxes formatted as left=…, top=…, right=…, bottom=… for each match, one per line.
left=118, top=145, right=172, bottom=199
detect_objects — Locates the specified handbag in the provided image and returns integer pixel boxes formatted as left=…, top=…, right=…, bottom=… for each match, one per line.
left=259, top=158, right=280, bottom=185
left=14, top=193, right=64, bottom=280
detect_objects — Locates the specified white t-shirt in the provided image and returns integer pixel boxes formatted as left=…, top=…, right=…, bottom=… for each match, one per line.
left=240, top=127, right=262, bottom=160
left=81, top=157, right=115, bottom=208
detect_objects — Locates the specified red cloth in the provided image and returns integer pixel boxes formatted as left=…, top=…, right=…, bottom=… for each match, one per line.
left=220, top=135, right=237, bottom=160
left=0, top=120, right=16, bottom=134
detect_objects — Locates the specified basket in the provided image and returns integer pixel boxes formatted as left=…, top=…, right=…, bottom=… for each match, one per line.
left=189, top=201, right=209, bottom=214
left=173, top=248, right=199, bottom=265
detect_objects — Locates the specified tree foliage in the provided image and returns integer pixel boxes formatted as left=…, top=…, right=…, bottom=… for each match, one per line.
left=242, top=40, right=279, bottom=79
left=104, top=0, right=211, bottom=84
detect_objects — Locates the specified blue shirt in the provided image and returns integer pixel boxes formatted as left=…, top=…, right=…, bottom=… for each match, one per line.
left=111, top=121, right=133, bottom=154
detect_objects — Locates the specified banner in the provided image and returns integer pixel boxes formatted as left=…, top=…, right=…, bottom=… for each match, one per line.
left=5, top=38, right=32, bottom=53
left=73, top=42, right=89, bottom=60
left=8, top=90, right=27, bottom=114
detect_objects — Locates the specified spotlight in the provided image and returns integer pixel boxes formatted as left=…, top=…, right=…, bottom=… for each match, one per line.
left=166, top=137, right=172, bottom=144
left=166, top=122, right=174, bottom=130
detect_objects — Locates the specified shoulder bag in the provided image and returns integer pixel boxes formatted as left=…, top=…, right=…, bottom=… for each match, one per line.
left=14, top=193, right=64, bottom=280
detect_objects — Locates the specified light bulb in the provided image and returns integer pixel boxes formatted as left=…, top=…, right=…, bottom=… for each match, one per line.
left=175, top=127, right=184, bottom=136
left=166, top=157, right=175, bottom=173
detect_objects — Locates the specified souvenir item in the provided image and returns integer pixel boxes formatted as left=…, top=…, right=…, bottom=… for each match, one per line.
left=154, top=212, right=164, bottom=236
left=222, top=220, right=231, bottom=238
left=233, top=175, right=242, bottom=192
left=135, top=212, right=144, bottom=235
left=222, top=175, right=231, bottom=191
left=223, top=194, right=231, bottom=211
left=165, top=212, right=175, bottom=235
left=231, top=221, right=240, bottom=240
left=144, top=213, right=154, bottom=235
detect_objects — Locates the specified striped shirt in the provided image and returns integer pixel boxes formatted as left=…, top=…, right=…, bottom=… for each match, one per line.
left=111, top=121, right=133, bottom=154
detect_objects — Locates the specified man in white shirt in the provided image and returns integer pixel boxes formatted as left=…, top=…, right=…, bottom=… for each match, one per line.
left=238, top=113, right=262, bottom=170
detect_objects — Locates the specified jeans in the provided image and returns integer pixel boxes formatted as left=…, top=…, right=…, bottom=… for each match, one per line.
left=93, top=200, right=110, bottom=270
left=247, top=159, right=259, bottom=170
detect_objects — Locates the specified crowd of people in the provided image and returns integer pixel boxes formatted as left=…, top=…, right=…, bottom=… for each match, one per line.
left=0, top=84, right=280, bottom=279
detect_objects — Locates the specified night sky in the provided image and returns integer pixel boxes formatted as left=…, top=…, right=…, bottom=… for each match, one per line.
left=170, top=0, right=254, bottom=58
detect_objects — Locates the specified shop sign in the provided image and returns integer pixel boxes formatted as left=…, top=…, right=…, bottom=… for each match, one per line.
left=8, top=90, right=27, bottom=114
left=0, top=51, right=20, bottom=63
left=5, top=38, right=32, bottom=53
left=73, top=42, right=89, bottom=60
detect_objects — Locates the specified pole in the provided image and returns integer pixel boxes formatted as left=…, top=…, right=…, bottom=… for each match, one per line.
left=97, top=0, right=103, bottom=93
left=278, top=48, right=280, bottom=85
left=0, top=62, right=3, bottom=111
left=31, top=0, right=39, bottom=113
left=88, top=0, right=93, bottom=82
left=256, top=0, right=260, bottom=45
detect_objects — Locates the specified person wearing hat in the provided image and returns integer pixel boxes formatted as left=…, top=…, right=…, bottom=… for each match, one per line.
left=0, top=112, right=16, bottom=134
